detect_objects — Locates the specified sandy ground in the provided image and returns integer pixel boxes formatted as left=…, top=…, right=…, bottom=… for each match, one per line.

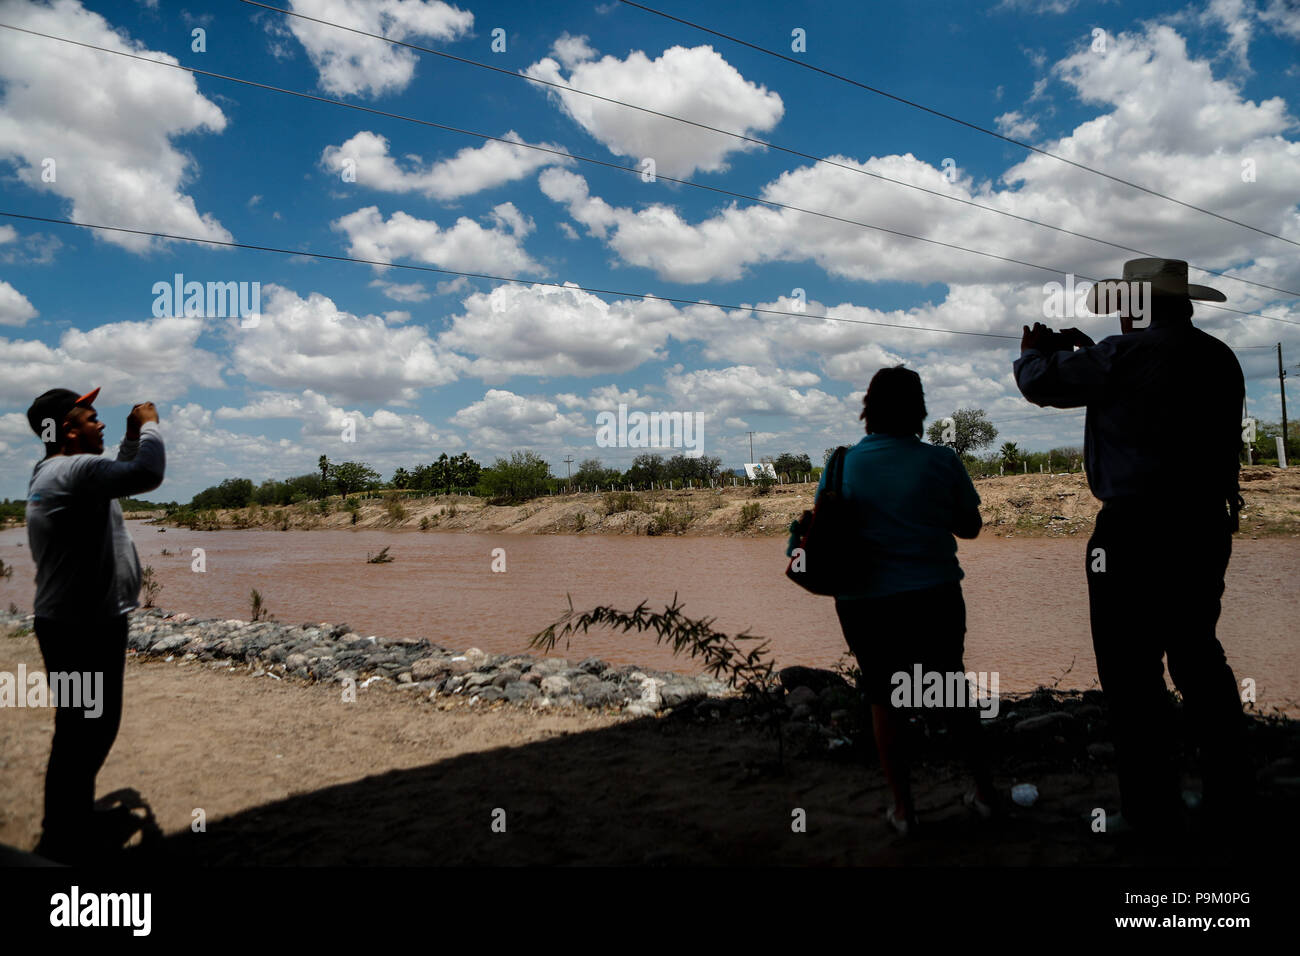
left=3, top=625, right=1293, bottom=866
left=83, top=466, right=1300, bottom=540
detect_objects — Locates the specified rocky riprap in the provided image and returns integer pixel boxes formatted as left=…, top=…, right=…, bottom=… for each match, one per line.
left=0, top=607, right=876, bottom=755
left=6, top=608, right=1295, bottom=773
left=1, top=606, right=749, bottom=716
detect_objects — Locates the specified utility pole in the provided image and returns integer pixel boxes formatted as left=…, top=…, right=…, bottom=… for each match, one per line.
left=1243, top=396, right=1252, bottom=465
left=1279, top=343, right=1289, bottom=448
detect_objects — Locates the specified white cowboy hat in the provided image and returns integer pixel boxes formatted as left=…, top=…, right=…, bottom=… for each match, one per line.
left=1086, top=257, right=1226, bottom=314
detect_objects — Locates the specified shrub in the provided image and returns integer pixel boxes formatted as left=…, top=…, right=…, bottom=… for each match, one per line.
left=480, top=450, right=552, bottom=503
left=385, top=497, right=407, bottom=524
left=250, top=588, right=272, bottom=621
left=140, top=566, right=161, bottom=608
left=648, top=504, right=694, bottom=536
left=530, top=595, right=786, bottom=765
left=182, top=509, right=223, bottom=531
left=602, top=491, right=649, bottom=516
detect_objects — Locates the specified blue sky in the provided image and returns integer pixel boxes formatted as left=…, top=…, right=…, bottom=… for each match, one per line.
left=1, top=0, right=1297, bottom=499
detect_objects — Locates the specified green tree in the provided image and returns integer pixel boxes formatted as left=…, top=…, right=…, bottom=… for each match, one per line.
left=1247, top=420, right=1300, bottom=463
left=329, top=461, right=381, bottom=497
left=253, top=479, right=287, bottom=506
left=480, top=450, right=552, bottom=502
left=625, top=453, right=667, bottom=486
left=927, top=408, right=998, bottom=459
left=409, top=452, right=482, bottom=492
left=572, top=458, right=623, bottom=487
left=662, top=454, right=724, bottom=484
left=285, top=473, right=328, bottom=501
left=773, top=452, right=812, bottom=478
left=191, top=477, right=253, bottom=510
left=447, top=452, right=482, bottom=489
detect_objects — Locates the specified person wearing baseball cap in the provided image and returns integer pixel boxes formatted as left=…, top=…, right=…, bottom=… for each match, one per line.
left=24, top=387, right=165, bottom=863
left=1012, top=257, right=1253, bottom=842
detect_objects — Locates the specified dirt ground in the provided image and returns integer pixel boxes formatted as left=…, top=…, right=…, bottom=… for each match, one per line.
left=3, top=626, right=1293, bottom=866
left=84, top=466, right=1300, bottom=540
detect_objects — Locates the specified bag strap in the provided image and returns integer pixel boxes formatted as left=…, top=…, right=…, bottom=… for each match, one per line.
left=827, top=445, right=848, bottom=496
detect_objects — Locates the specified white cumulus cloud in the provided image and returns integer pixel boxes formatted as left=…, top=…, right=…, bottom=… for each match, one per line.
left=229, top=284, right=466, bottom=404
left=0, top=281, right=38, bottom=326
left=0, top=0, right=232, bottom=253
left=278, top=0, right=473, bottom=98
left=332, top=204, right=543, bottom=276
left=321, top=130, right=572, bottom=200
left=525, top=41, right=784, bottom=177
left=0, top=316, right=223, bottom=404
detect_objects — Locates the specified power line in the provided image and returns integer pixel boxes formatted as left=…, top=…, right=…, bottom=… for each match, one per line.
left=617, top=0, right=1300, bottom=251
left=0, top=22, right=1092, bottom=294
left=0, top=209, right=1025, bottom=340
left=236, top=1, right=1300, bottom=300
left=7, top=209, right=1298, bottom=345
left=6, top=21, right=1299, bottom=325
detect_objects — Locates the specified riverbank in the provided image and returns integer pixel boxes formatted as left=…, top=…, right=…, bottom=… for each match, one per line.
left=83, top=466, right=1300, bottom=538
left=2, top=607, right=1296, bottom=865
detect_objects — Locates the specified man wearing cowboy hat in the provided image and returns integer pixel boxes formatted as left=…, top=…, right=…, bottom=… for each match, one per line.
left=1013, top=258, right=1252, bottom=838
left=24, top=387, right=165, bottom=862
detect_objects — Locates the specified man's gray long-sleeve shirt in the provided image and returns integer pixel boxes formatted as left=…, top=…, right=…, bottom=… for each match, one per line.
left=1013, top=318, right=1243, bottom=504
left=26, top=421, right=166, bottom=620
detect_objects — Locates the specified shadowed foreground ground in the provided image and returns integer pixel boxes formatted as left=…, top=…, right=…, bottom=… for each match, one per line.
left=2, top=628, right=1295, bottom=866
left=124, top=719, right=1300, bottom=867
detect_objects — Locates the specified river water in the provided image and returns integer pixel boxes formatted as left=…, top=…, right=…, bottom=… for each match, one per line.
left=1, top=526, right=1296, bottom=709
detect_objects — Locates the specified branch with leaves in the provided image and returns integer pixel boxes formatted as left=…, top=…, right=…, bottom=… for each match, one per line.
left=530, top=594, right=791, bottom=768
left=530, top=593, right=777, bottom=697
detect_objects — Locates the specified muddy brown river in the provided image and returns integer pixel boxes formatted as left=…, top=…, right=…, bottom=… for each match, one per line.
left=1, top=526, right=1296, bottom=710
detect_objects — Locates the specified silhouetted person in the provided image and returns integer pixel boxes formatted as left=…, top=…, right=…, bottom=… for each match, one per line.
left=1014, top=257, right=1252, bottom=836
left=25, top=388, right=164, bottom=862
left=818, top=366, right=996, bottom=835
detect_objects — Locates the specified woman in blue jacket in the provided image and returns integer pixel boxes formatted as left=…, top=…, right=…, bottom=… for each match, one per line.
left=819, top=366, right=997, bottom=834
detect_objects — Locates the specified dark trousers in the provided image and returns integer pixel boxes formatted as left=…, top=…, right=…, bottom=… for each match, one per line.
left=1085, top=501, right=1252, bottom=824
left=835, top=582, right=969, bottom=707
left=33, top=614, right=129, bottom=846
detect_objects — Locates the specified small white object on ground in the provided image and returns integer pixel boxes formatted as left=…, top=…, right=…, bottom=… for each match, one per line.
left=1011, top=783, right=1039, bottom=807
